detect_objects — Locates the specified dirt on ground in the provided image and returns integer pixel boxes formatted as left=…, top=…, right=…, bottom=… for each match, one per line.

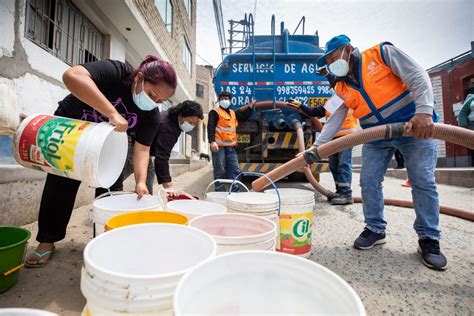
left=1, top=165, right=473, bottom=315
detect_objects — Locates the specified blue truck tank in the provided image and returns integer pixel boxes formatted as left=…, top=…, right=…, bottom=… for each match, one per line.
left=213, top=16, right=331, bottom=175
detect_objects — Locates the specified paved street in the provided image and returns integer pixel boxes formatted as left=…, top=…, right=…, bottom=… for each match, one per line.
left=1, top=166, right=473, bottom=315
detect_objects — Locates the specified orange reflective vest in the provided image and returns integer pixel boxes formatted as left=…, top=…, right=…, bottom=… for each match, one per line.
left=214, top=107, right=238, bottom=147
left=325, top=110, right=359, bottom=137
left=334, top=43, right=416, bottom=128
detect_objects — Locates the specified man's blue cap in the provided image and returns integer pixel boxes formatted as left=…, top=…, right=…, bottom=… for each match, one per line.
left=316, top=34, right=351, bottom=68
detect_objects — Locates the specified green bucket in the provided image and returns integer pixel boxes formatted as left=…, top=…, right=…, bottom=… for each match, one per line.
left=0, top=226, right=31, bottom=293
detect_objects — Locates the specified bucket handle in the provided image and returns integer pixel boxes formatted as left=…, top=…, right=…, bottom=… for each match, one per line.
left=204, top=179, right=250, bottom=197
left=158, top=189, right=197, bottom=210
left=231, top=172, right=281, bottom=215
left=3, top=263, right=25, bottom=277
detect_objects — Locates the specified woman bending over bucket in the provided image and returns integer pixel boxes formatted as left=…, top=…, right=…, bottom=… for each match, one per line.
left=100, top=100, right=204, bottom=197
left=25, top=56, right=177, bottom=268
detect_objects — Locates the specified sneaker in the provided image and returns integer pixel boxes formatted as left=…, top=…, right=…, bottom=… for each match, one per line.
left=418, top=238, right=447, bottom=270
left=353, top=228, right=386, bottom=250
left=330, top=195, right=354, bottom=205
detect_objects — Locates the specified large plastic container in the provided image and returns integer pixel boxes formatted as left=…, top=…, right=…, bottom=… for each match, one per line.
left=105, top=211, right=188, bottom=231
left=266, top=188, right=315, bottom=258
left=226, top=192, right=280, bottom=229
left=174, top=251, right=365, bottom=315
left=166, top=200, right=226, bottom=219
left=0, top=308, right=58, bottom=316
left=189, top=214, right=276, bottom=255
left=14, top=114, right=128, bottom=188
left=204, top=179, right=249, bottom=207
left=81, top=223, right=216, bottom=315
left=0, top=227, right=31, bottom=293
left=90, top=193, right=162, bottom=235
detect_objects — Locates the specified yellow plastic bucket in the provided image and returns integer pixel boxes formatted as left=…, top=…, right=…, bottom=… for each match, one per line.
left=104, top=211, right=188, bottom=232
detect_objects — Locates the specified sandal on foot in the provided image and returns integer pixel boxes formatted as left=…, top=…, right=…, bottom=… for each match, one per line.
left=25, top=247, right=55, bottom=268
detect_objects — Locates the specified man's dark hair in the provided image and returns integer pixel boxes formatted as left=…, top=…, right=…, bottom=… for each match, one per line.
left=218, top=91, right=231, bottom=100
left=169, top=100, right=204, bottom=119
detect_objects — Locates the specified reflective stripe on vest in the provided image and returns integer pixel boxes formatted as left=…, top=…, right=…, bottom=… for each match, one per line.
left=215, top=107, right=238, bottom=147
left=335, top=43, right=414, bottom=128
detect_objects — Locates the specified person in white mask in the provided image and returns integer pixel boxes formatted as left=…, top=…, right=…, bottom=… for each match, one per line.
left=98, top=100, right=204, bottom=198
left=208, top=92, right=254, bottom=191
left=26, top=55, right=177, bottom=267
left=308, top=34, right=446, bottom=270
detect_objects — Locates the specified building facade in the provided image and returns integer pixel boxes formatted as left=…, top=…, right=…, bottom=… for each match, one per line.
left=428, top=42, right=474, bottom=167
left=0, top=0, right=197, bottom=225
left=193, top=64, right=216, bottom=155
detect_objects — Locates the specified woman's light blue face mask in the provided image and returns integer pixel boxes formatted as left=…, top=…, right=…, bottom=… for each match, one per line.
left=133, top=80, right=161, bottom=111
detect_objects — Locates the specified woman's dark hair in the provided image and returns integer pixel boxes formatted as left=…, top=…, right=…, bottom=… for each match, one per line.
left=218, top=91, right=231, bottom=100
left=169, top=100, right=204, bottom=120
left=467, top=86, right=474, bottom=96
left=125, top=55, right=177, bottom=89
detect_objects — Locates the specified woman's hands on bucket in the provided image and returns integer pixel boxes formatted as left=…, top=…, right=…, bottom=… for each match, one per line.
left=135, top=182, right=149, bottom=200
left=163, top=182, right=180, bottom=197
left=109, top=112, right=128, bottom=132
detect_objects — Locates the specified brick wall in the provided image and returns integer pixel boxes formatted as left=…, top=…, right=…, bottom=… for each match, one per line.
left=133, top=0, right=196, bottom=98
left=430, top=75, right=446, bottom=158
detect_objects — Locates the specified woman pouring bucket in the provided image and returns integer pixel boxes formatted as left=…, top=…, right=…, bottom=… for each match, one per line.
left=25, top=56, right=178, bottom=268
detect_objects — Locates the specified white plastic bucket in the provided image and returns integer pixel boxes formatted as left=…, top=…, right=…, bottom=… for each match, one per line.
left=91, top=193, right=162, bottom=235
left=226, top=192, right=279, bottom=214
left=166, top=200, right=226, bottom=219
left=189, top=214, right=277, bottom=255
left=13, top=114, right=127, bottom=188
left=266, top=188, right=315, bottom=258
left=174, top=251, right=365, bottom=315
left=204, top=179, right=249, bottom=207
left=216, top=239, right=276, bottom=254
left=81, top=223, right=216, bottom=315
left=0, top=309, right=58, bottom=316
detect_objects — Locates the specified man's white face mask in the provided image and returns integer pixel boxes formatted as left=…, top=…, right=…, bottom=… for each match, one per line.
left=328, top=46, right=350, bottom=77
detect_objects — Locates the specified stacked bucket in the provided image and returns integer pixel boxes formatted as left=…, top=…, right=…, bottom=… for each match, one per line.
left=189, top=213, right=277, bottom=255
left=226, top=192, right=280, bottom=226
left=80, top=224, right=216, bottom=315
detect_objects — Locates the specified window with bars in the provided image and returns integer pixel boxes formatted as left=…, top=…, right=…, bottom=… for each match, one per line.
left=155, top=0, right=173, bottom=33
left=25, top=0, right=104, bottom=66
left=183, top=38, right=192, bottom=75
left=183, top=0, right=192, bottom=22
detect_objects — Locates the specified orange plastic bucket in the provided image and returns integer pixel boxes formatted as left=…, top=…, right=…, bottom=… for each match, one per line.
left=104, top=211, right=188, bottom=232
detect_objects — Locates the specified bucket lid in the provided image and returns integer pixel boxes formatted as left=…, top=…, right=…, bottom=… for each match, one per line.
left=226, top=192, right=279, bottom=211
left=265, top=188, right=315, bottom=205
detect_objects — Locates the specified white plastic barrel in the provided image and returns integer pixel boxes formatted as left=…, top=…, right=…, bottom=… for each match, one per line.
left=189, top=213, right=277, bottom=255
left=81, top=223, right=216, bottom=315
left=226, top=192, right=280, bottom=228
left=174, top=251, right=365, bottom=315
left=204, top=179, right=249, bottom=207
left=0, top=309, right=58, bottom=316
left=266, top=188, right=315, bottom=258
left=91, top=193, right=162, bottom=235
left=166, top=200, right=226, bottom=219
left=14, top=114, right=127, bottom=188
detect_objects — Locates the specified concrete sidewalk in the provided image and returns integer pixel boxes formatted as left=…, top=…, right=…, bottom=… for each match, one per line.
left=0, top=167, right=472, bottom=315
